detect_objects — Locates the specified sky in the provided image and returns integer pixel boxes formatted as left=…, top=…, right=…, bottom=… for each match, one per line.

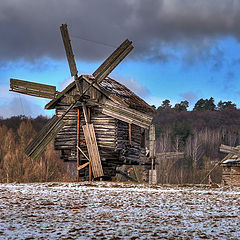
left=1, top=0, right=240, bottom=118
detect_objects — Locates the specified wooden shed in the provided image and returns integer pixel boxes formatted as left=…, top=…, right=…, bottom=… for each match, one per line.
left=221, top=156, right=240, bottom=186
left=45, top=75, right=155, bottom=179
left=219, top=144, right=240, bottom=186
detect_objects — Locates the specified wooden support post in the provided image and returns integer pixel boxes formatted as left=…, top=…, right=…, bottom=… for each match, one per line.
left=89, top=161, right=91, bottom=181
left=77, top=145, right=90, bottom=161
left=82, top=102, right=103, bottom=179
left=128, top=123, right=131, bottom=145
left=77, top=162, right=89, bottom=171
left=88, top=107, right=91, bottom=122
left=77, top=108, right=80, bottom=181
left=149, top=124, right=156, bottom=184
left=88, top=107, right=91, bottom=181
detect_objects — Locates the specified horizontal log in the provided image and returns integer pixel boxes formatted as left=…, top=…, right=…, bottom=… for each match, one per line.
left=220, top=144, right=240, bottom=156
left=156, top=152, right=184, bottom=159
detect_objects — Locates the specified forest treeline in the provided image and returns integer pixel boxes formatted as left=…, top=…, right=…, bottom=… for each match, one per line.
left=0, top=115, right=68, bottom=183
left=0, top=96, right=239, bottom=184
left=153, top=98, right=240, bottom=184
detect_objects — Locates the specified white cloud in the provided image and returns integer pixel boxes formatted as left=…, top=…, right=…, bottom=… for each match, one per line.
left=0, top=94, right=54, bottom=118
left=112, top=75, right=150, bottom=98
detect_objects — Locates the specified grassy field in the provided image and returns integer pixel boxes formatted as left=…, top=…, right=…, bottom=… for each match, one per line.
left=0, top=182, right=239, bottom=239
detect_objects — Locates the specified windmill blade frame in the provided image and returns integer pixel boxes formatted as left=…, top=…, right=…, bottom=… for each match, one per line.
left=25, top=102, right=76, bottom=160
left=10, top=78, right=58, bottom=99
left=60, top=24, right=78, bottom=77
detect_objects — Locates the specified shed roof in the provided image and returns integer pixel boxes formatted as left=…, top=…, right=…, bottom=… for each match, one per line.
left=45, top=75, right=155, bottom=114
left=221, top=145, right=240, bottom=165
left=222, top=158, right=240, bottom=164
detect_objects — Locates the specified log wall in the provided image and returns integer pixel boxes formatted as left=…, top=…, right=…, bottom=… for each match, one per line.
left=222, top=166, right=240, bottom=186
left=54, top=103, right=147, bottom=179
left=116, top=120, right=147, bottom=165
left=54, top=105, right=118, bottom=163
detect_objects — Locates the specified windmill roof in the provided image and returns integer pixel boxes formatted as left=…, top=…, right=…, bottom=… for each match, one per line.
left=45, top=75, right=156, bottom=114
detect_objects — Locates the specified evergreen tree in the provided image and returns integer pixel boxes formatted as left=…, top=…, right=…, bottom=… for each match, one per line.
left=217, top=100, right=236, bottom=110
left=193, top=97, right=216, bottom=111
left=158, top=99, right=172, bottom=110
left=174, top=100, right=189, bottom=112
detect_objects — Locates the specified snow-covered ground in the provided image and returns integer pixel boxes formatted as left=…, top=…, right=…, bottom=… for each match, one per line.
left=0, top=182, right=239, bottom=239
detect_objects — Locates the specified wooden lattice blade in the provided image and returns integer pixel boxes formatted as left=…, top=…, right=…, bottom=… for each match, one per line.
left=82, top=123, right=104, bottom=178
left=60, top=24, right=78, bottom=77
left=10, top=78, right=57, bottom=99
left=25, top=115, right=65, bottom=160
left=101, top=101, right=152, bottom=129
left=93, top=39, right=133, bottom=84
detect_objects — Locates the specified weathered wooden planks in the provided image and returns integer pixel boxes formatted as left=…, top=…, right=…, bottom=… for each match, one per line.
left=77, top=162, right=89, bottom=171
left=93, top=39, right=133, bottom=84
left=102, top=100, right=152, bottom=129
left=25, top=115, right=65, bottom=160
left=219, top=144, right=240, bottom=156
left=82, top=124, right=104, bottom=178
left=60, top=24, right=78, bottom=77
left=10, top=78, right=57, bottom=99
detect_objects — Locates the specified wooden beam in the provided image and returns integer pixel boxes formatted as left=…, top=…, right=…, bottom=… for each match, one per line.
left=10, top=78, right=57, bottom=99
left=219, top=144, right=240, bottom=156
left=82, top=102, right=103, bottom=178
left=25, top=102, right=76, bottom=160
left=93, top=39, right=133, bottom=84
left=76, top=145, right=90, bottom=161
left=82, top=124, right=104, bottom=178
left=77, top=162, right=89, bottom=171
left=149, top=124, right=156, bottom=184
left=25, top=115, right=65, bottom=160
left=82, top=75, right=129, bottom=107
left=77, top=108, right=80, bottom=181
left=101, top=100, right=152, bottom=129
left=128, top=123, right=131, bottom=145
left=45, top=81, right=76, bottom=109
left=156, top=152, right=184, bottom=159
left=60, top=24, right=78, bottom=77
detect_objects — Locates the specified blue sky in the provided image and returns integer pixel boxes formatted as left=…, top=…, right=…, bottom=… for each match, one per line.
left=1, top=1, right=240, bottom=118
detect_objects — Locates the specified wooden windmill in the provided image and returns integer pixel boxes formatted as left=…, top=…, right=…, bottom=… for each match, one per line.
left=10, top=24, right=154, bottom=180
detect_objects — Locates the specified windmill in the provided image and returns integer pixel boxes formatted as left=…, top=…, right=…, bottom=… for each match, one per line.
left=10, top=24, right=154, bottom=180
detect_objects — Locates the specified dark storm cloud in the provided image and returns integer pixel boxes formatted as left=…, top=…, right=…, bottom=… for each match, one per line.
left=1, top=0, right=240, bottom=64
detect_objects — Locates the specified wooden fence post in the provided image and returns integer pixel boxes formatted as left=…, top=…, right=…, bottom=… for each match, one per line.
left=149, top=124, right=157, bottom=184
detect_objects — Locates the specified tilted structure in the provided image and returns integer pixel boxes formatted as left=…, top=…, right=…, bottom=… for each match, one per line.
left=10, top=24, right=155, bottom=180
left=219, top=144, right=240, bottom=186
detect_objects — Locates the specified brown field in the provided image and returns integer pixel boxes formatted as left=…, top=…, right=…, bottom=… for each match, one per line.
left=0, top=182, right=239, bottom=239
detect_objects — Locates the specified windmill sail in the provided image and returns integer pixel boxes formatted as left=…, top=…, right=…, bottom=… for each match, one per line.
left=10, top=78, right=57, bottom=99
left=60, top=24, right=78, bottom=77
left=101, top=101, right=152, bottom=129
left=93, top=39, right=133, bottom=84
left=25, top=115, right=65, bottom=160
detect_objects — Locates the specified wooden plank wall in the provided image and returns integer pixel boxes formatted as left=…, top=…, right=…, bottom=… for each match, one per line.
left=82, top=123, right=104, bottom=178
left=222, top=166, right=240, bottom=186
left=54, top=104, right=147, bottom=178
left=116, top=120, right=146, bottom=165
left=54, top=105, right=119, bottom=163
